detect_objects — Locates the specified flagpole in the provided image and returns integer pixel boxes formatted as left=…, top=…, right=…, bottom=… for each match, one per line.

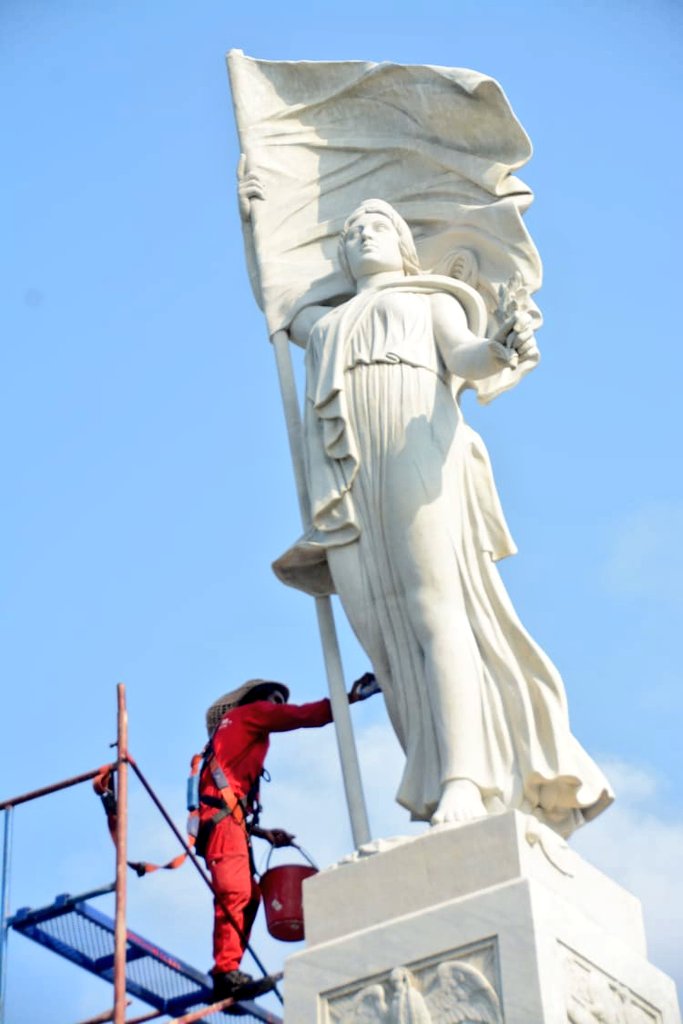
left=271, top=331, right=371, bottom=849
left=227, top=49, right=372, bottom=846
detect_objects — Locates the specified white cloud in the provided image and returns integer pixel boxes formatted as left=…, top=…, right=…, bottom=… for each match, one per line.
left=263, top=718, right=426, bottom=866
left=602, top=500, right=683, bottom=601
left=585, top=757, right=660, bottom=803
left=572, top=758, right=683, bottom=988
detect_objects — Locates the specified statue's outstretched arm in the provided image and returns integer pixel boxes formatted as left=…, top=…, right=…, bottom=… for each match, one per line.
left=431, top=292, right=539, bottom=380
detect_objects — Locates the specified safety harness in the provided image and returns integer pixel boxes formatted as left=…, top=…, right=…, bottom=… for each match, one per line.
left=190, top=737, right=264, bottom=858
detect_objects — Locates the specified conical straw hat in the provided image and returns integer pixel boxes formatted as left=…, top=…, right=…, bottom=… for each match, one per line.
left=205, top=679, right=290, bottom=735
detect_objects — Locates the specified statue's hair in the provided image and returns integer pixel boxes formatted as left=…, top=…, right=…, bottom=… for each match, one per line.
left=338, top=199, right=421, bottom=281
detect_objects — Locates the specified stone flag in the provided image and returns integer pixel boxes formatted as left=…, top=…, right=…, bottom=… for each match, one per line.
left=227, top=50, right=542, bottom=342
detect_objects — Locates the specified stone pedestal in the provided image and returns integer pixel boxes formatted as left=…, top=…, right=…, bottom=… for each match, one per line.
left=283, top=812, right=680, bottom=1022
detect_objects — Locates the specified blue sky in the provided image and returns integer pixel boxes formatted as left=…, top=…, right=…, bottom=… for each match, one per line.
left=2, top=1, right=682, bottom=1020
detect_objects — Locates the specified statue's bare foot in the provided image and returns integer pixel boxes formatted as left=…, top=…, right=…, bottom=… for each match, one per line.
left=431, top=779, right=486, bottom=827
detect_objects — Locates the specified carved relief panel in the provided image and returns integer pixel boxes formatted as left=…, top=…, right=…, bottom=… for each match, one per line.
left=323, top=940, right=502, bottom=1023
left=562, top=943, right=661, bottom=1024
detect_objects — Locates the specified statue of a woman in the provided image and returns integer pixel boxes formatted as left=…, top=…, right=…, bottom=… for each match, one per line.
left=274, top=198, right=612, bottom=836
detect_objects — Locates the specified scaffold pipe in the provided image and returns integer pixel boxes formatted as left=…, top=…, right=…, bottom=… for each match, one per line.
left=114, top=684, right=129, bottom=1024
left=0, top=807, right=14, bottom=1024
left=0, top=766, right=115, bottom=812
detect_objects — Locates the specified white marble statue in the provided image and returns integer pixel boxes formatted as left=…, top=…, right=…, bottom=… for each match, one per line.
left=229, top=53, right=613, bottom=838
left=268, top=199, right=612, bottom=836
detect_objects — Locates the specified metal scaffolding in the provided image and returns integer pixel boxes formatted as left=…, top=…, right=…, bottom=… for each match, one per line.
left=0, top=684, right=282, bottom=1024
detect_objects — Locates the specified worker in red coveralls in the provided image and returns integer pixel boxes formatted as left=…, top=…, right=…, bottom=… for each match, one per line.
left=199, top=673, right=377, bottom=1003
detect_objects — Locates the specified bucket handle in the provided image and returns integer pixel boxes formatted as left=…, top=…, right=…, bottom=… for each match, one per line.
left=263, top=841, right=318, bottom=874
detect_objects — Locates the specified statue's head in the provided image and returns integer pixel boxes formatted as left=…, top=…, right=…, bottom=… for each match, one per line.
left=338, top=199, right=420, bottom=283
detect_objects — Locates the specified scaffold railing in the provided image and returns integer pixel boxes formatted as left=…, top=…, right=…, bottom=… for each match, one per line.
left=0, top=684, right=283, bottom=1024
left=9, top=885, right=279, bottom=1023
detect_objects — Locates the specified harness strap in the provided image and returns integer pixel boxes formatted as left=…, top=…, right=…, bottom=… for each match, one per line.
left=199, top=794, right=225, bottom=810
left=191, top=753, right=250, bottom=858
left=93, top=765, right=118, bottom=847
left=207, top=754, right=247, bottom=831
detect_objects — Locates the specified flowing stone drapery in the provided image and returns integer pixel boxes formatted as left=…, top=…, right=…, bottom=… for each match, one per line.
left=229, top=53, right=612, bottom=836
left=227, top=50, right=542, bottom=348
left=273, top=281, right=612, bottom=834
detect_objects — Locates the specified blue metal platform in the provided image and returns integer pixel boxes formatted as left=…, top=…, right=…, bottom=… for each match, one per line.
left=8, top=885, right=281, bottom=1022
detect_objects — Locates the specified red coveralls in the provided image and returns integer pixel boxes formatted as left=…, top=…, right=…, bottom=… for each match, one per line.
left=199, top=697, right=333, bottom=974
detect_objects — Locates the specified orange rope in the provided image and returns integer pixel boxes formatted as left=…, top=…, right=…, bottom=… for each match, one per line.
left=93, top=757, right=201, bottom=877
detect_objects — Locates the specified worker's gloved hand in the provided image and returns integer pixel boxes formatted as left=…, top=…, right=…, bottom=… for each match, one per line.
left=348, top=671, right=380, bottom=703
left=264, top=828, right=296, bottom=847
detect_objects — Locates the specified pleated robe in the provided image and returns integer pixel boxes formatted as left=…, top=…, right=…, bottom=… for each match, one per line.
left=275, top=280, right=613, bottom=835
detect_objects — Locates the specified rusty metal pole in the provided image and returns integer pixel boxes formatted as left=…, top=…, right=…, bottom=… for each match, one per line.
left=0, top=807, right=14, bottom=1024
left=0, top=767, right=113, bottom=812
left=113, top=683, right=128, bottom=1024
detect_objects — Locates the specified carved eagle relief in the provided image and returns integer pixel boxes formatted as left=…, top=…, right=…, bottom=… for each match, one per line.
left=337, top=961, right=503, bottom=1024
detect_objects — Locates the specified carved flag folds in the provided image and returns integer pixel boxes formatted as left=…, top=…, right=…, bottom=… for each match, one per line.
left=227, top=50, right=542, bottom=340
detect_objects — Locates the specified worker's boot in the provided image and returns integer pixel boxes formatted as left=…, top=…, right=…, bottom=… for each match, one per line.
left=212, top=969, right=276, bottom=1004
left=212, top=969, right=252, bottom=1002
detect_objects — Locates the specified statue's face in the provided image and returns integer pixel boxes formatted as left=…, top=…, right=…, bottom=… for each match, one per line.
left=343, top=212, right=403, bottom=279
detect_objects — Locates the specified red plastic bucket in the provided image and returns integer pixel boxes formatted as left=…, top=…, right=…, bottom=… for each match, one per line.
left=259, top=845, right=318, bottom=942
